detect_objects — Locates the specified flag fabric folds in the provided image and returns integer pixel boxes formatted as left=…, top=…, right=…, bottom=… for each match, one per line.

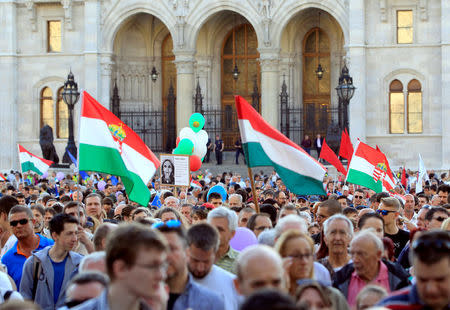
left=319, top=139, right=347, bottom=176
left=67, top=150, right=89, bottom=180
left=339, top=128, right=354, bottom=161
left=346, top=141, right=394, bottom=193
left=416, top=154, right=429, bottom=193
left=235, top=95, right=326, bottom=195
left=79, top=91, right=160, bottom=206
left=18, top=144, right=53, bottom=175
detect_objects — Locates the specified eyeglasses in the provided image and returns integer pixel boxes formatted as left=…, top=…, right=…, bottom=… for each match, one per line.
left=412, top=238, right=450, bottom=252
left=65, top=299, right=89, bottom=308
left=10, top=218, right=29, bottom=227
left=135, top=262, right=168, bottom=273
left=289, top=253, right=313, bottom=260
left=432, top=216, right=447, bottom=222
left=377, top=209, right=396, bottom=216
left=354, top=196, right=364, bottom=199
left=152, top=219, right=181, bottom=229
left=255, top=226, right=271, bottom=231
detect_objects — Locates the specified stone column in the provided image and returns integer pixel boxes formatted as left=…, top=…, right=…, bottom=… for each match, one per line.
left=100, top=54, right=114, bottom=109
left=441, top=0, right=450, bottom=167
left=259, top=48, right=280, bottom=128
left=83, top=0, right=100, bottom=99
left=347, top=0, right=366, bottom=143
left=173, top=50, right=195, bottom=134
left=0, top=1, right=18, bottom=169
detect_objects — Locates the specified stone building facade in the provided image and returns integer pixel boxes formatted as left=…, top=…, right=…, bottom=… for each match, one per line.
left=0, top=0, right=448, bottom=170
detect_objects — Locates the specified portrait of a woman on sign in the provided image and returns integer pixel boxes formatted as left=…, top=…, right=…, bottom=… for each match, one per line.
left=161, top=159, right=175, bottom=185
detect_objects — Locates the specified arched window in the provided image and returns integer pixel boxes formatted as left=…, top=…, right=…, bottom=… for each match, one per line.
left=389, top=80, right=404, bottom=134
left=57, top=87, right=69, bottom=138
left=40, top=87, right=54, bottom=129
left=407, top=79, right=422, bottom=133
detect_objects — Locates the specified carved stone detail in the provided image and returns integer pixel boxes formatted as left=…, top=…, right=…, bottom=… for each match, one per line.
left=171, top=0, right=189, bottom=48
left=61, top=0, right=73, bottom=30
left=419, top=0, right=428, bottom=21
left=25, top=0, right=37, bottom=32
left=379, top=0, right=387, bottom=22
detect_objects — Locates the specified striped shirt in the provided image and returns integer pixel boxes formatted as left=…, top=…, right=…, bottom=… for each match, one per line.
left=378, top=284, right=449, bottom=310
left=215, top=247, right=239, bottom=275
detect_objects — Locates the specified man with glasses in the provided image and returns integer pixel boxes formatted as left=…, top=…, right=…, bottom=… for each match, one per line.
left=75, top=223, right=169, bottom=310
left=378, top=230, right=450, bottom=310
left=155, top=220, right=224, bottom=310
left=312, top=199, right=342, bottom=244
left=425, top=207, right=449, bottom=230
left=377, top=197, right=410, bottom=258
left=247, top=213, right=273, bottom=238
left=20, top=213, right=82, bottom=309
left=1, top=205, right=53, bottom=288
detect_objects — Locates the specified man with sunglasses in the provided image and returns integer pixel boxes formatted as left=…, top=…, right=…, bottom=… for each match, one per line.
left=377, top=197, right=409, bottom=258
left=1, top=205, right=53, bottom=289
left=378, top=230, right=450, bottom=310
left=425, top=207, right=449, bottom=230
left=352, top=189, right=367, bottom=209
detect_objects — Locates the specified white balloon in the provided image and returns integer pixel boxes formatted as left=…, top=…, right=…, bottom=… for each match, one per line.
left=179, top=127, right=195, bottom=140
left=197, top=130, right=209, bottom=144
left=193, top=141, right=207, bottom=158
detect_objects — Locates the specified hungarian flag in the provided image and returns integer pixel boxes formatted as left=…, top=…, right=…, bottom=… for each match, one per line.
left=79, top=91, right=160, bottom=206
left=18, top=144, right=53, bottom=175
left=346, top=140, right=392, bottom=193
left=339, top=128, right=353, bottom=161
left=319, top=139, right=347, bottom=176
left=235, top=96, right=326, bottom=195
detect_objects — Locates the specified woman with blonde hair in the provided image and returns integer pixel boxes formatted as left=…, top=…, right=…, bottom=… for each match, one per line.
left=275, top=230, right=315, bottom=295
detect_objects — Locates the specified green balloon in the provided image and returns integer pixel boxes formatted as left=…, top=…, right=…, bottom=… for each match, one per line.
left=189, top=113, right=205, bottom=133
left=173, top=147, right=182, bottom=155
left=178, top=138, right=194, bottom=155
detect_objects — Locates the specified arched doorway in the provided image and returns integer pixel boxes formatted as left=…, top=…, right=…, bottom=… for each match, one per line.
left=221, top=23, right=260, bottom=148
left=112, top=13, right=175, bottom=152
left=302, top=27, right=331, bottom=139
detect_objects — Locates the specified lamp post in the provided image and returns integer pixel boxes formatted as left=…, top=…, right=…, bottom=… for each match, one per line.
left=336, top=64, right=356, bottom=132
left=62, top=71, right=80, bottom=163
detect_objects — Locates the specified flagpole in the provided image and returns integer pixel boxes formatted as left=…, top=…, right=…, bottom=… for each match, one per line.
left=17, top=144, right=26, bottom=188
left=247, top=167, right=260, bottom=213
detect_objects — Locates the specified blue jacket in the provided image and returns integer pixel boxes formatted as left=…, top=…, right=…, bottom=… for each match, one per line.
left=1, top=234, right=54, bottom=288
left=19, top=246, right=83, bottom=310
left=71, top=290, right=151, bottom=310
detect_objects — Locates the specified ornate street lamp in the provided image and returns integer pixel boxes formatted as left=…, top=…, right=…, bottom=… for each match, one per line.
left=62, top=71, right=80, bottom=163
left=336, top=64, right=356, bottom=132
left=232, top=64, right=240, bottom=81
left=315, top=63, right=324, bottom=80
left=151, top=66, right=159, bottom=82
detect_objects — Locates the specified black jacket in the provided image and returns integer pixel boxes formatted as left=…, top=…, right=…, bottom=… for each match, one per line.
left=332, top=259, right=410, bottom=298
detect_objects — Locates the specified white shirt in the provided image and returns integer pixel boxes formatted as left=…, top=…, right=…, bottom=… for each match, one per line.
left=192, top=265, right=240, bottom=310
left=313, top=262, right=332, bottom=286
left=1, top=235, right=17, bottom=258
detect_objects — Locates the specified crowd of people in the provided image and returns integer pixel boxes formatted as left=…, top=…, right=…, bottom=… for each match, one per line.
left=0, top=168, right=448, bottom=310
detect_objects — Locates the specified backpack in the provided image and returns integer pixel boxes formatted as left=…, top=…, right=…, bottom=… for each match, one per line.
left=32, top=257, right=42, bottom=300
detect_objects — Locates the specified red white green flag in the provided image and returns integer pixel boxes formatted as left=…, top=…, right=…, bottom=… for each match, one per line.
left=79, top=91, right=160, bottom=206
left=18, top=144, right=53, bottom=175
left=346, top=140, right=394, bottom=193
left=235, top=95, right=326, bottom=195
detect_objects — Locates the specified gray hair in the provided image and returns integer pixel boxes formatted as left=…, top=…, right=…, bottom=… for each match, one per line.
left=351, top=230, right=384, bottom=252
left=207, top=206, right=238, bottom=232
left=165, top=196, right=180, bottom=205
left=298, top=211, right=312, bottom=224
left=228, top=194, right=243, bottom=203
left=79, top=251, right=106, bottom=272
left=323, top=214, right=354, bottom=239
left=275, top=214, right=308, bottom=238
left=257, top=228, right=276, bottom=246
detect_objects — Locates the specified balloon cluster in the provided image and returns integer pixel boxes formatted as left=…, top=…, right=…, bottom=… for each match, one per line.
left=173, top=113, right=208, bottom=172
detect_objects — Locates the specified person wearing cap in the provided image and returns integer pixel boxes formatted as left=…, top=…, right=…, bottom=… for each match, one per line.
left=297, top=196, right=309, bottom=209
